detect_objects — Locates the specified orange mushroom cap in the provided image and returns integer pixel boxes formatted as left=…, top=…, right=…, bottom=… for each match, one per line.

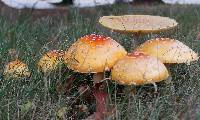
left=37, top=50, right=64, bottom=73
left=111, top=52, right=169, bottom=85
left=4, top=59, right=31, bottom=79
left=63, top=34, right=127, bottom=73
left=99, top=15, right=178, bottom=34
left=135, top=38, right=199, bottom=63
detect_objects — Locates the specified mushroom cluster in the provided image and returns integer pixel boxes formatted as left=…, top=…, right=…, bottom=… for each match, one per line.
left=1, top=14, right=199, bottom=120
left=98, top=15, right=198, bottom=88
left=97, top=14, right=198, bottom=119
left=61, top=31, right=198, bottom=119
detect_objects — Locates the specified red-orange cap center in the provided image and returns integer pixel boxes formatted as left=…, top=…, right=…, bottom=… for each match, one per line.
left=80, top=34, right=110, bottom=46
left=128, top=52, right=145, bottom=58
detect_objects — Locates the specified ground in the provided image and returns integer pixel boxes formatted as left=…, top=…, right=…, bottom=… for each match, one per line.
left=0, top=3, right=200, bottom=120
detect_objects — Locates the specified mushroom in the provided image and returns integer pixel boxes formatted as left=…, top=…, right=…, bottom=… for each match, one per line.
left=111, top=52, right=169, bottom=91
left=38, top=50, right=64, bottom=73
left=37, top=50, right=64, bottom=99
left=63, top=34, right=127, bottom=119
left=134, top=38, right=199, bottom=64
left=134, top=38, right=199, bottom=89
left=99, top=15, right=178, bottom=48
left=63, top=34, right=127, bottom=80
left=4, top=59, right=31, bottom=79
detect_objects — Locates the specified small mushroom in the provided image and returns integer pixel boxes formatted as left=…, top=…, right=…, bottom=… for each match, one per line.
left=111, top=52, right=169, bottom=91
left=134, top=38, right=199, bottom=64
left=4, top=59, right=31, bottom=79
left=99, top=15, right=178, bottom=48
left=63, top=34, right=127, bottom=119
left=37, top=50, right=64, bottom=73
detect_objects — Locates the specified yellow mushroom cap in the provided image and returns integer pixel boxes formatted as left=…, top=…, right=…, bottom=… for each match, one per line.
left=111, top=52, right=169, bottom=85
left=99, top=15, right=178, bottom=34
left=4, top=59, right=31, bottom=79
left=63, top=34, right=127, bottom=73
left=135, top=38, right=199, bottom=63
left=37, top=50, right=64, bottom=73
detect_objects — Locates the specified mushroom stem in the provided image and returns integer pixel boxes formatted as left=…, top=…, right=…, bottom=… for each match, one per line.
left=93, top=90, right=108, bottom=119
left=93, top=73, right=104, bottom=83
left=93, top=73, right=108, bottom=119
left=152, top=82, right=158, bottom=92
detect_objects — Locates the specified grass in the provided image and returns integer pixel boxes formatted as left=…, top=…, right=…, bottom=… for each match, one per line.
left=0, top=3, right=200, bottom=119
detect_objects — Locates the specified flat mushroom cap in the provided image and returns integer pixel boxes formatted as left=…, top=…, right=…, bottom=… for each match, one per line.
left=63, top=34, right=127, bottom=73
left=135, top=38, right=199, bottom=63
left=111, top=52, right=169, bottom=85
left=99, top=15, right=178, bottom=34
left=4, top=59, right=31, bottom=79
left=38, top=50, right=64, bottom=73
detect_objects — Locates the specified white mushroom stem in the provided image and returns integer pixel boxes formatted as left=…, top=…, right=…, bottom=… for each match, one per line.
left=152, top=82, right=158, bottom=92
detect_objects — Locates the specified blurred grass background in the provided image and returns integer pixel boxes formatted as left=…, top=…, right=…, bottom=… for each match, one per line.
left=0, top=3, right=200, bottom=119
